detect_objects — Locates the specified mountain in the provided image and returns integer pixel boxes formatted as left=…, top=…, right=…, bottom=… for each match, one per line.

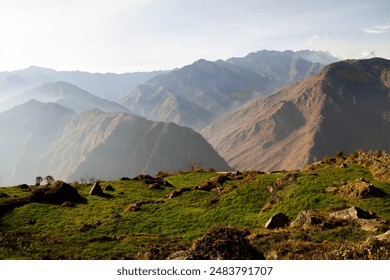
left=0, top=81, right=130, bottom=114
left=122, top=50, right=335, bottom=131
left=202, top=58, right=390, bottom=171
left=0, top=100, right=77, bottom=185
left=35, top=109, right=231, bottom=182
left=122, top=59, right=266, bottom=130
left=0, top=66, right=166, bottom=102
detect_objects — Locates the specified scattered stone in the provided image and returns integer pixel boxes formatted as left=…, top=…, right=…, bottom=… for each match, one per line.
left=290, top=211, right=325, bottom=228
left=330, top=206, right=376, bottom=220
left=325, top=187, right=338, bottom=194
left=147, top=183, right=162, bottom=190
left=89, top=182, right=104, bottom=196
left=167, top=187, right=192, bottom=199
left=104, top=185, right=115, bottom=191
left=133, top=174, right=154, bottom=181
left=61, top=201, right=75, bottom=208
left=166, top=251, right=189, bottom=260
left=25, top=219, right=36, bottom=225
left=265, top=213, right=290, bottom=229
left=124, top=203, right=141, bottom=213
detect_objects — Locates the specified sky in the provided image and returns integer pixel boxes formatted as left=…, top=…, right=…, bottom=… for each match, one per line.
left=0, top=0, right=389, bottom=73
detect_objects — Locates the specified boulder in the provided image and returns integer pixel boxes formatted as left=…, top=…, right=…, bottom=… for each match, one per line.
left=124, top=203, right=141, bottom=213
left=290, top=211, right=325, bottom=228
left=265, top=213, right=290, bottom=229
left=104, top=185, right=115, bottom=191
left=187, top=226, right=265, bottom=260
left=330, top=206, right=376, bottom=220
left=89, top=182, right=104, bottom=196
left=30, top=181, right=83, bottom=204
left=336, top=179, right=386, bottom=200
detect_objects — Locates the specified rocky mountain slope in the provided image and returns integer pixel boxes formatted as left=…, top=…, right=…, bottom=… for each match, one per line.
left=202, top=58, right=390, bottom=171
left=122, top=50, right=335, bottom=131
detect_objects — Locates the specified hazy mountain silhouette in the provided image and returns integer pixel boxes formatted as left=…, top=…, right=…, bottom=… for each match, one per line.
left=0, top=81, right=130, bottom=114
left=0, top=100, right=76, bottom=185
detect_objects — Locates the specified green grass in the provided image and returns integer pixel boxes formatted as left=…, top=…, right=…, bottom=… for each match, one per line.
left=0, top=165, right=389, bottom=259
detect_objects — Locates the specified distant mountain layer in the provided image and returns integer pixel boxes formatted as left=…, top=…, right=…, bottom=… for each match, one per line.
left=0, top=100, right=77, bottom=184
left=0, top=66, right=166, bottom=101
left=0, top=101, right=231, bottom=185
left=0, top=81, right=130, bottom=114
left=202, top=58, right=390, bottom=171
left=122, top=50, right=335, bottom=131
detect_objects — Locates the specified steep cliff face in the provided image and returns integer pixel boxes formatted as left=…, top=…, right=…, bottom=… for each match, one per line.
left=202, top=58, right=390, bottom=171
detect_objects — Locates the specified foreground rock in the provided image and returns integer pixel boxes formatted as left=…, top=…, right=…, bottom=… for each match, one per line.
left=184, top=226, right=265, bottom=260
left=89, top=182, right=104, bottom=196
left=329, top=206, right=376, bottom=220
left=265, top=213, right=290, bottom=229
left=30, top=181, right=83, bottom=204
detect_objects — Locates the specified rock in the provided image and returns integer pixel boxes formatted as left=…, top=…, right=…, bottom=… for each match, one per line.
left=147, top=183, right=162, bottom=190
left=265, top=213, right=290, bottom=229
left=187, top=226, right=265, bottom=260
left=330, top=206, right=376, bottom=220
left=104, top=185, right=115, bottom=191
left=166, top=251, right=189, bottom=260
left=167, top=187, right=192, bottom=199
left=375, top=230, right=390, bottom=241
left=18, top=184, right=30, bottom=189
left=336, top=179, right=386, bottom=200
left=290, top=211, right=325, bottom=228
left=123, top=203, right=141, bottom=213
left=30, top=181, right=83, bottom=204
left=89, top=182, right=104, bottom=196
left=133, top=174, right=154, bottom=181
left=61, top=201, right=75, bottom=208
left=358, top=219, right=389, bottom=233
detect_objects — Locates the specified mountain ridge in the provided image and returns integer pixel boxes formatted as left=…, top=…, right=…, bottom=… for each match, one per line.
left=202, top=58, right=390, bottom=171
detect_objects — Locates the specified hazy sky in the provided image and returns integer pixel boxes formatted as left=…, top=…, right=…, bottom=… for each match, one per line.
left=0, top=0, right=389, bottom=73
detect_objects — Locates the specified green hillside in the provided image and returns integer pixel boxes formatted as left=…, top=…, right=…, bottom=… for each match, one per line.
left=0, top=150, right=389, bottom=260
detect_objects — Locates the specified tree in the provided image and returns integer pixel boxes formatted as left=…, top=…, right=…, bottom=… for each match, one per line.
left=45, top=175, right=54, bottom=185
left=35, top=176, right=43, bottom=186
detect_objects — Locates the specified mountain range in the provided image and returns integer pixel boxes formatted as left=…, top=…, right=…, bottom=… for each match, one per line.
left=202, top=58, right=390, bottom=171
left=1, top=49, right=388, bottom=186
left=122, top=50, right=336, bottom=131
